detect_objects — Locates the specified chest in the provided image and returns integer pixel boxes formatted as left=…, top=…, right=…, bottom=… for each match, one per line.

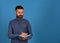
left=12, top=21, right=28, bottom=34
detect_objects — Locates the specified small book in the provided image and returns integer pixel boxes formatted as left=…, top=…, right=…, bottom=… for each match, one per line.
left=19, top=34, right=31, bottom=38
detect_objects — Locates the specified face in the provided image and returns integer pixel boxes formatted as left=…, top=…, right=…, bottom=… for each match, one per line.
left=16, top=9, right=24, bottom=19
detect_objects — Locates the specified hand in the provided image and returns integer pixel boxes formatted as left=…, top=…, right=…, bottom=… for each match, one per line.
left=20, top=32, right=27, bottom=37
left=20, top=38, right=27, bottom=40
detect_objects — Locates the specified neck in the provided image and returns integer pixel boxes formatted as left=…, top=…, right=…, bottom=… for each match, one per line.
left=16, top=17, right=23, bottom=20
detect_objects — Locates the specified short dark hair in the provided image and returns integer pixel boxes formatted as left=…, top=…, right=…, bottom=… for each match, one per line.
left=15, top=5, right=24, bottom=10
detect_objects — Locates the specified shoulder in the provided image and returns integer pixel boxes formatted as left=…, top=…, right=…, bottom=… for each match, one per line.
left=9, top=19, right=16, bottom=23
left=23, top=18, right=31, bottom=25
left=23, top=18, right=30, bottom=23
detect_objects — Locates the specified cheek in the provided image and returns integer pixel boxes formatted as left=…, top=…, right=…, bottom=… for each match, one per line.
left=16, top=12, right=20, bottom=16
left=21, top=13, right=24, bottom=15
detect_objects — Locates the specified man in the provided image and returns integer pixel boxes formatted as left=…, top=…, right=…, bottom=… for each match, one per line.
left=8, top=5, right=33, bottom=43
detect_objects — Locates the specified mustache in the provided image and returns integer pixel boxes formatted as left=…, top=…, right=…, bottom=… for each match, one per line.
left=19, top=15, right=23, bottom=16
left=16, top=15, right=23, bottom=18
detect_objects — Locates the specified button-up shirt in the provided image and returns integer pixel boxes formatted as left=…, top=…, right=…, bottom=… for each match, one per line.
left=8, top=18, right=33, bottom=43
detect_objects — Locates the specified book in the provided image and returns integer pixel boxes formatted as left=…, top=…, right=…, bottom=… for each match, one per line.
left=19, top=34, right=31, bottom=38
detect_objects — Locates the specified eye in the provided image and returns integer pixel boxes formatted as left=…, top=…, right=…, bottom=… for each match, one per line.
left=18, top=12, right=20, bottom=13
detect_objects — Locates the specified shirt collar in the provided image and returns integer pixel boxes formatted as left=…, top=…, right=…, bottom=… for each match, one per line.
left=16, top=18, right=23, bottom=21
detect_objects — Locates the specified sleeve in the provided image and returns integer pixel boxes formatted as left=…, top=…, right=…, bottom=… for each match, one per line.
left=26, top=21, right=33, bottom=40
left=8, top=21, right=21, bottom=39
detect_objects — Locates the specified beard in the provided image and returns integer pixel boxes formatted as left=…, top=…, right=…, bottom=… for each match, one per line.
left=16, top=15, right=23, bottom=19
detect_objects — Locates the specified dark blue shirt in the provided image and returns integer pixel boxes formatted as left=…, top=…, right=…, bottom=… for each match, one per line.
left=8, top=18, right=33, bottom=43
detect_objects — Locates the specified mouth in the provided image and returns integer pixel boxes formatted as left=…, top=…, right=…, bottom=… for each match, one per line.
left=19, top=15, right=23, bottom=17
left=17, top=15, right=23, bottom=18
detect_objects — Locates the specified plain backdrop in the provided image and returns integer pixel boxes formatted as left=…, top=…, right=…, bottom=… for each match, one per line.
left=0, top=0, right=60, bottom=43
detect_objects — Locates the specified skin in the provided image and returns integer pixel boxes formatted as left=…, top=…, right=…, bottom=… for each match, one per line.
left=20, top=32, right=27, bottom=40
left=15, top=9, right=27, bottom=40
left=16, top=9, right=24, bottom=19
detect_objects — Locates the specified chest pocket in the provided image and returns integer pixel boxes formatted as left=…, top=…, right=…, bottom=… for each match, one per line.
left=22, top=22, right=27, bottom=28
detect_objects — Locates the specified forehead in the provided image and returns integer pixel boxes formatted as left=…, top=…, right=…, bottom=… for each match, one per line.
left=16, top=9, right=24, bottom=12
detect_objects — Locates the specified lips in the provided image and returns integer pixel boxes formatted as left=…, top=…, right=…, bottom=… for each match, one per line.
left=17, top=15, right=23, bottom=19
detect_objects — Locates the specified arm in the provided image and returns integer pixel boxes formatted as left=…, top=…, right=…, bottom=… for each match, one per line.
left=26, top=21, right=33, bottom=40
left=8, top=21, right=21, bottom=39
left=19, top=21, right=33, bottom=40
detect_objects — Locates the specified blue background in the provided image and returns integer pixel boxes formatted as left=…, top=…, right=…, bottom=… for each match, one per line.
left=0, top=0, right=60, bottom=43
